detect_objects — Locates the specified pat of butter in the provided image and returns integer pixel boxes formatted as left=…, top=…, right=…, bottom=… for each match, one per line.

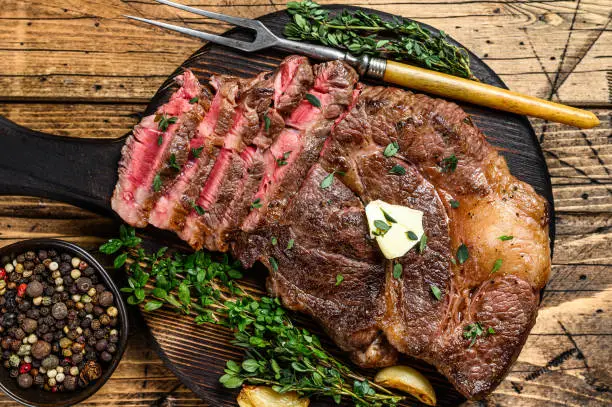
left=365, top=200, right=424, bottom=259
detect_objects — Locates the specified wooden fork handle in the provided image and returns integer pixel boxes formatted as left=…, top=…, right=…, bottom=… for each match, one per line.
left=383, top=60, right=600, bottom=129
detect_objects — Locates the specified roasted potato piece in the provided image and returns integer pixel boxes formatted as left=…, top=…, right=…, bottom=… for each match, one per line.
left=237, top=385, right=309, bottom=407
left=374, top=365, right=436, bottom=406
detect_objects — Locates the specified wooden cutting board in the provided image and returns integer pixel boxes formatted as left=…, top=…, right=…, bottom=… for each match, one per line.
left=0, top=5, right=554, bottom=406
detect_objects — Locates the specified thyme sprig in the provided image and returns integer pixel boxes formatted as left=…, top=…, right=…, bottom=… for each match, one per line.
left=100, top=226, right=403, bottom=407
left=285, top=0, right=472, bottom=79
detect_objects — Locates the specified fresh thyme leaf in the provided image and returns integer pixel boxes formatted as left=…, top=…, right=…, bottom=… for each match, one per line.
left=155, top=114, right=178, bottom=132
left=392, top=263, right=402, bottom=279
left=286, top=238, right=295, bottom=250
left=152, top=173, right=162, bottom=192
left=418, top=233, right=428, bottom=253
left=271, top=236, right=278, bottom=246
left=491, top=258, right=502, bottom=274
left=250, top=198, right=263, bottom=210
left=430, top=284, right=442, bottom=300
left=381, top=208, right=397, bottom=223
left=305, top=93, right=321, bottom=108
left=190, top=200, right=206, bottom=215
left=373, top=220, right=391, bottom=233
left=463, top=322, right=484, bottom=347
left=335, top=274, right=344, bottom=286
left=269, top=256, right=279, bottom=272
left=406, top=231, right=418, bottom=241
left=157, top=135, right=163, bottom=146
left=389, top=164, right=406, bottom=175
left=320, top=170, right=340, bottom=189
left=276, top=151, right=291, bottom=166
left=264, top=114, right=271, bottom=132
left=168, top=154, right=181, bottom=172
left=191, top=146, right=204, bottom=158
left=383, top=141, right=399, bottom=157
left=285, top=1, right=472, bottom=78
left=100, top=239, right=123, bottom=255
left=440, top=154, right=458, bottom=173
left=463, top=322, right=495, bottom=348
left=189, top=97, right=199, bottom=104
left=499, top=235, right=514, bottom=241
left=457, top=243, right=469, bottom=264
left=450, top=199, right=460, bottom=208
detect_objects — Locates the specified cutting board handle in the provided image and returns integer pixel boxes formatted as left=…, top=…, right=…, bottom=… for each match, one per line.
left=0, top=116, right=123, bottom=215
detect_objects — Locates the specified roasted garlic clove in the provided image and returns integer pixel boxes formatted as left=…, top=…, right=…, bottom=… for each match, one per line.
left=374, top=365, right=436, bottom=406
left=237, top=385, right=310, bottom=407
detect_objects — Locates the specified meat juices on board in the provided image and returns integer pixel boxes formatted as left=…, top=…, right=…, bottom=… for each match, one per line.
left=111, top=56, right=551, bottom=400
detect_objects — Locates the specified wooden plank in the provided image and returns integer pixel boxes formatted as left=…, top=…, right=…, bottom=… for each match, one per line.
left=0, top=0, right=609, bottom=104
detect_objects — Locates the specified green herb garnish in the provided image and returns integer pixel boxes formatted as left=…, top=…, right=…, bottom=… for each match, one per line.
left=430, top=284, right=442, bottom=300
left=463, top=322, right=495, bottom=348
left=157, top=135, right=163, bottom=146
left=271, top=236, right=278, bottom=246
left=286, top=238, right=295, bottom=250
left=457, top=243, right=469, bottom=264
left=264, top=114, right=271, bottom=132
left=389, top=164, right=406, bottom=175
left=418, top=233, right=428, bottom=253
left=168, top=154, right=180, bottom=172
left=155, top=114, right=178, bottom=132
left=392, top=263, right=403, bottom=279
left=449, top=199, right=460, bottom=208
left=191, top=146, right=204, bottom=158
left=335, top=274, right=344, bottom=286
left=373, top=220, right=391, bottom=236
left=320, top=170, right=344, bottom=189
left=250, top=198, right=263, bottom=210
left=406, top=231, right=418, bottom=241
left=440, top=154, right=458, bottom=173
left=499, top=235, right=514, bottom=241
left=491, top=259, right=502, bottom=274
left=383, top=141, right=399, bottom=157
left=381, top=209, right=396, bottom=223
left=152, top=174, right=162, bottom=192
left=276, top=151, right=291, bottom=166
left=189, top=97, right=199, bottom=104
left=305, top=93, right=321, bottom=107
left=103, top=226, right=404, bottom=407
left=190, top=200, right=206, bottom=215
left=269, top=256, right=279, bottom=272
left=285, top=0, right=472, bottom=79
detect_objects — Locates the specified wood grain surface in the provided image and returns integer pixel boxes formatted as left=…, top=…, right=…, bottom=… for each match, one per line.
left=0, top=1, right=610, bottom=406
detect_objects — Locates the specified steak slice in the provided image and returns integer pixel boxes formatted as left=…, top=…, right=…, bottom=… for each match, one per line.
left=148, top=76, right=243, bottom=231
left=238, top=60, right=359, bottom=237
left=111, top=70, right=204, bottom=227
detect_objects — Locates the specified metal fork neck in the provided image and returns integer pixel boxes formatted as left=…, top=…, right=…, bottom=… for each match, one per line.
left=275, top=38, right=386, bottom=80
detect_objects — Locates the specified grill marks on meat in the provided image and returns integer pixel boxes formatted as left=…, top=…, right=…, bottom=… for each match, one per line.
left=112, top=57, right=551, bottom=400
left=111, top=70, right=205, bottom=227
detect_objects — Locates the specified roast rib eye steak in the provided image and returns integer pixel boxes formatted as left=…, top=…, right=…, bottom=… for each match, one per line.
left=111, top=56, right=551, bottom=399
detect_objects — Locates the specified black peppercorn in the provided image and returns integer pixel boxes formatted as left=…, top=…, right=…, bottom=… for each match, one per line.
left=59, top=263, right=71, bottom=273
left=37, top=250, right=48, bottom=261
left=25, top=251, right=36, bottom=261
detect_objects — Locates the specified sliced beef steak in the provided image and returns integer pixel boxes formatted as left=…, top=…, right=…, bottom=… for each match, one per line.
left=112, top=56, right=551, bottom=400
left=111, top=70, right=205, bottom=227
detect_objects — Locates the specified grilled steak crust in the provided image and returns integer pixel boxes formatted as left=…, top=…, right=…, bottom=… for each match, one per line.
left=112, top=56, right=551, bottom=400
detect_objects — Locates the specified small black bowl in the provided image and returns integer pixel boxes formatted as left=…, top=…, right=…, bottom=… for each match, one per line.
left=0, top=239, right=129, bottom=407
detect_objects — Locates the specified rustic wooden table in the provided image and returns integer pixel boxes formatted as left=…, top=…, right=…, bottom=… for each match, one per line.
left=0, top=1, right=610, bottom=406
